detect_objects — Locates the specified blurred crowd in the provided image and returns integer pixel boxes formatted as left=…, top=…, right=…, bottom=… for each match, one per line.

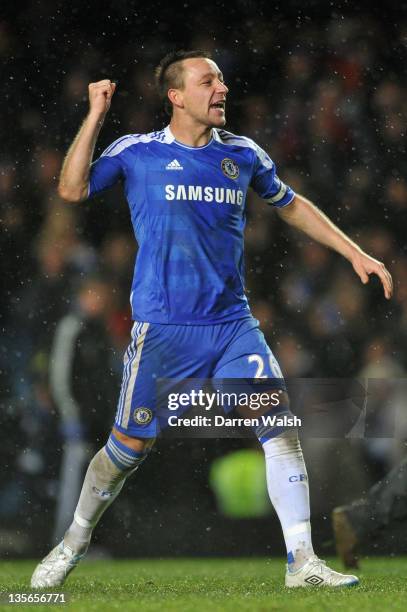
left=1, top=4, right=406, bottom=553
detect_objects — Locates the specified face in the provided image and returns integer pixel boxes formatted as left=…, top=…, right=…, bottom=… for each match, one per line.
left=78, top=282, right=110, bottom=317
left=170, top=58, right=229, bottom=127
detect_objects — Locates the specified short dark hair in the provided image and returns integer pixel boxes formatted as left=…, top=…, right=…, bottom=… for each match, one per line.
left=155, top=49, right=212, bottom=115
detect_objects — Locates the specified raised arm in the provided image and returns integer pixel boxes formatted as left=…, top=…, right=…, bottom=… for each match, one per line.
left=58, top=80, right=116, bottom=202
left=277, top=194, right=393, bottom=299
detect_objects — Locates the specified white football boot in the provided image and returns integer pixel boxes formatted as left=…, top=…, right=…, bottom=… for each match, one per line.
left=285, top=555, right=359, bottom=588
left=31, top=541, right=85, bottom=588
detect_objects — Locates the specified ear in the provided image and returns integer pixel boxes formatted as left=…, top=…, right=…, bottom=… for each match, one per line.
left=168, top=88, right=184, bottom=110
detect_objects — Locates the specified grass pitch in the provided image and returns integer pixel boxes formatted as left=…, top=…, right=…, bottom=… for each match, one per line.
left=0, top=557, right=406, bottom=611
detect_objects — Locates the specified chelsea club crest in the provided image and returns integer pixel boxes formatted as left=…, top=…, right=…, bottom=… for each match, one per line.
left=133, top=407, right=153, bottom=425
left=221, top=158, right=239, bottom=179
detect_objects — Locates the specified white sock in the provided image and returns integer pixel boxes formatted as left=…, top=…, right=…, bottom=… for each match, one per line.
left=64, top=435, right=146, bottom=554
left=262, top=430, right=314, bottom=570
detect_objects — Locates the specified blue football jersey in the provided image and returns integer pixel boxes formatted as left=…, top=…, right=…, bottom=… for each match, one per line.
left=89, top=126, right=295, bottom=324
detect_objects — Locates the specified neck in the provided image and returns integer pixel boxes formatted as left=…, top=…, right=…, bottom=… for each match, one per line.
left=169, top=116, right=213, bottom=147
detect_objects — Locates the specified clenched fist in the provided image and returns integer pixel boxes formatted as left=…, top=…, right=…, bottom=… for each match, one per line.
left=88, top=79, right=116, bottom=118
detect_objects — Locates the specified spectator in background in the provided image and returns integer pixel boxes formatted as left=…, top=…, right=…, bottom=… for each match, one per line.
left=356, top=337, right=407, bottom=472
left=50, top=276, right=118, bottom=543
left=13, top=204, right=98, bottom=417
left=100, top=233, right=135, bottom=353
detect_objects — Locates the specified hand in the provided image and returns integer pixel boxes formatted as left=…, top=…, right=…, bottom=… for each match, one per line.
left=88, top=79, right=116, bottom=118
left=351, top=250, right=393, bottom=299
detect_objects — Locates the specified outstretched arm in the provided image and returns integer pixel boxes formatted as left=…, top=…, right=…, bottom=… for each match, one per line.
left=58, top=80, right=116, bottom=202
left=277, top=194, right=393, bottom=299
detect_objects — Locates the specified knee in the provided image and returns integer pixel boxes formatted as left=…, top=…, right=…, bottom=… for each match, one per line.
left=249, top=389, right=293, bottom=443
left=105, top=428, right=155, bottom=472
left=112, top=426, right=155, bottom=453
left=262, top=428, right=303, bottom=458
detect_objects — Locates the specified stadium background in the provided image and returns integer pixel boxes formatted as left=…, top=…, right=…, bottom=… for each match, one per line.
left=1, top=0, right=406, bottom=559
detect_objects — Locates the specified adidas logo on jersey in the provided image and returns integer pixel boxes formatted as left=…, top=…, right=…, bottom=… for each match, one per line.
left=166, top=159, right=183, bottom=170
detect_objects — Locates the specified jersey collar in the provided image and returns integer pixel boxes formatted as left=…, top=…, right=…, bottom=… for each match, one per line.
left=164, top=125, right=220, bottom=149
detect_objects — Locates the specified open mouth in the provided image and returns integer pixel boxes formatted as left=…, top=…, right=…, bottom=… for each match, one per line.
left=210, top=101, right=226, bottom=110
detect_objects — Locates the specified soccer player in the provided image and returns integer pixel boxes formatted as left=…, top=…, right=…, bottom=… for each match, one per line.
left=31, top=50, right=393, bottom=589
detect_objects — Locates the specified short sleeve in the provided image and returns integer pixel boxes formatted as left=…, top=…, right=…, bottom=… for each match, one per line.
left=88, top=140, right=124, bottom=198
left=250, top=143, right=295, bottom=208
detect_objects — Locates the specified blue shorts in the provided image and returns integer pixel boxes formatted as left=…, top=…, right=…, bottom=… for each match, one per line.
left=114, top=316, right=288, bottom=438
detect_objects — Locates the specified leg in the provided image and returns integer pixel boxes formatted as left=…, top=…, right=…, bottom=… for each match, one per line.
left=214, top=320, right=314, bottom=569
left=333, top=455, right=407, bottom=567
left=31, top=429, right=154, bottom=588
left=260, top=422, right=358, bottom=587
left=31, top=321, right=157, bottom=588
left=262, top=428, right=314, bottom=569
left=213, top=317, right=359, bottom=587
left=63, top=429, right=154, bottom=554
